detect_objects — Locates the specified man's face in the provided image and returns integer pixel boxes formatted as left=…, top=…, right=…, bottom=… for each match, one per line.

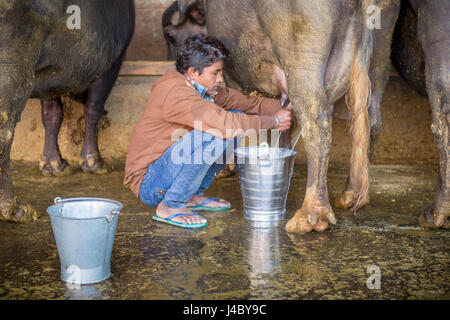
left=186, top=61, right=224, bottom=96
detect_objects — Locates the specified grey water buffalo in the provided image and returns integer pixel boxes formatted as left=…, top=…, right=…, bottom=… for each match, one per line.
left=0, top=0, right=135, bottom=222
left=177, top=0, right=401, bottom=232
left=391, top=0, right=449, bottom=229
left=163, top=0, right=206, bottom=60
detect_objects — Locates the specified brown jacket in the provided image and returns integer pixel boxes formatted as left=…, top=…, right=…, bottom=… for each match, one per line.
left=124, top=69, right=281, bottom=197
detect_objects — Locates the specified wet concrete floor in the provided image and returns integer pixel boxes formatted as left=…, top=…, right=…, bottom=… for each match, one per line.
left=0, top=162, right=448, bottom=299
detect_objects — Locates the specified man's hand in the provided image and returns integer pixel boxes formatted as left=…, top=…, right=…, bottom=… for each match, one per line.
left=284, top=102, right=298, bottom=131
left=274, top=109, right=295, bottom=131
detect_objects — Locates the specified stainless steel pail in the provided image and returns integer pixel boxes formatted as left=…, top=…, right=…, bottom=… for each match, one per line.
left=47, top=197, right=122, bottom=285
left=235, top=142, right=296, bottom=224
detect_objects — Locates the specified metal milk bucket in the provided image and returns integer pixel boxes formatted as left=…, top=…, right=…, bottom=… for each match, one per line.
left=235, top=142, right=296, bottom=224
left=47, top=197, right=122, bottom=285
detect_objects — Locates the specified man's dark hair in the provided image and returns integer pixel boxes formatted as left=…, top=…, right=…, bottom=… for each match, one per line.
left=175, top=35, right=230, bottom=75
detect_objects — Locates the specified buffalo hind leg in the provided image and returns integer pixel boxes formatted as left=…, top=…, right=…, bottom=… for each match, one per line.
left=283, top=66, right=337, bottom=233
left=263, top=2, right=340, bottom=232
left=334, top=1, right=401, bottom=210
left=80, top=57, right=124, bottom=174
left=420, top=78, right=450, bottom=228
left=418, top=42, right=450, bottom=227
left=39, top=97, right=73, bottom=176
left=334, top=96, right=382, bottom=209
left=285, top=96, right=337, bottom=233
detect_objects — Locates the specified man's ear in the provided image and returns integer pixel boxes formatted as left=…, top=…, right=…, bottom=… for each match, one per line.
left=186, top=67, right=199, bottom=80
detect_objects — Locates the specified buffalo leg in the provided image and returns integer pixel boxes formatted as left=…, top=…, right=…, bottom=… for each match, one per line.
left=0, top=15, right=44, bottom=222
left=39, top=97, right=72, bottom=176
left=284, top=71, right=337, bottom=233
left=0, top=64, right=38, bottom=222
left=257, top=2, right=340, bottom=232
left=80, top=57, right=124, bottom=174
left=416, top=1, right=450, bottom=228
left=335, top=1, right=401, bottom=209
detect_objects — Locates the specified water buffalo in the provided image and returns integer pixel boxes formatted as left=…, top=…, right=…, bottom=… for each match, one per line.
left=178, top=0, right=401, bottom=232
left=391, top=0, right=449, bottom=229
left=0, top=0, right=135, bottom=222
left=162, top=0, right=206, bottom=60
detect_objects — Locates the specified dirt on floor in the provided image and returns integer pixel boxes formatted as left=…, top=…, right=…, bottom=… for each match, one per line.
left=0, top=162, right=448, bottom=300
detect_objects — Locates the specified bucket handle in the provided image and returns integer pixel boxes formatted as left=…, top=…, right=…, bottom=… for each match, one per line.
left=257, top=142, right=271, bottom=166
left=54, top=197, right=65, bottom=217
left=106, top=209, right=120, bottom=224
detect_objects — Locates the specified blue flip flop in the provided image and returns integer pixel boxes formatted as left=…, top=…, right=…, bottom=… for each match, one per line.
left=152, top=212, right=208, bottom=228
left=187, top=197, right=232, bottom=211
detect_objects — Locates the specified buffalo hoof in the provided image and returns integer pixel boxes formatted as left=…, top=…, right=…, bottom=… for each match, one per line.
left=216, top=164, right=236, bottom=179
left=39, top=157, right=73, bottom=176
left=0, top=197, right=39, bottom=223
left=80, top=153, right=108, bottom=174
left=285, top=201, right=337, bottom=233
left=334, top=188, right=370, bottom=209
left=418, top=203, right=449, bottom=229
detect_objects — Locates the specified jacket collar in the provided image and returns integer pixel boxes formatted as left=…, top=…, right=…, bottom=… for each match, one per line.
left=185, top=77, right=214, bottom=102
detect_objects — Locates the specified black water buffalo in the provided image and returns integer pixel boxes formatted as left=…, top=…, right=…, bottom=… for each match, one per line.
left=0, top=0, right=135, bottom=222
left=178, top=0, right=401, bottom=232
left=391, top=0, right=449, bottom=229
left=162, top=0, right=206, bottom=60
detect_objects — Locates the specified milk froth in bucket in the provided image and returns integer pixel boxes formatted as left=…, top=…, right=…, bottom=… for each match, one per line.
left=234, top=142, right=297, bottom=225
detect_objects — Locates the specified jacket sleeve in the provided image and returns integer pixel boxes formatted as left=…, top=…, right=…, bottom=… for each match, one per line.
left=214, top=87, right=282, bottom=115
left=162, top=82, right=261, bottom=139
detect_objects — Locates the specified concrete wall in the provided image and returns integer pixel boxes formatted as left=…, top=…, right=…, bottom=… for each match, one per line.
left=126, top=0, right=174, bottom=61
left=11, top=70, right=438, bottom=166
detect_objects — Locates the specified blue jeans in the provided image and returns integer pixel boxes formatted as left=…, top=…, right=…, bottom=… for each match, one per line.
left=139, top=110, right=244, bottom=209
